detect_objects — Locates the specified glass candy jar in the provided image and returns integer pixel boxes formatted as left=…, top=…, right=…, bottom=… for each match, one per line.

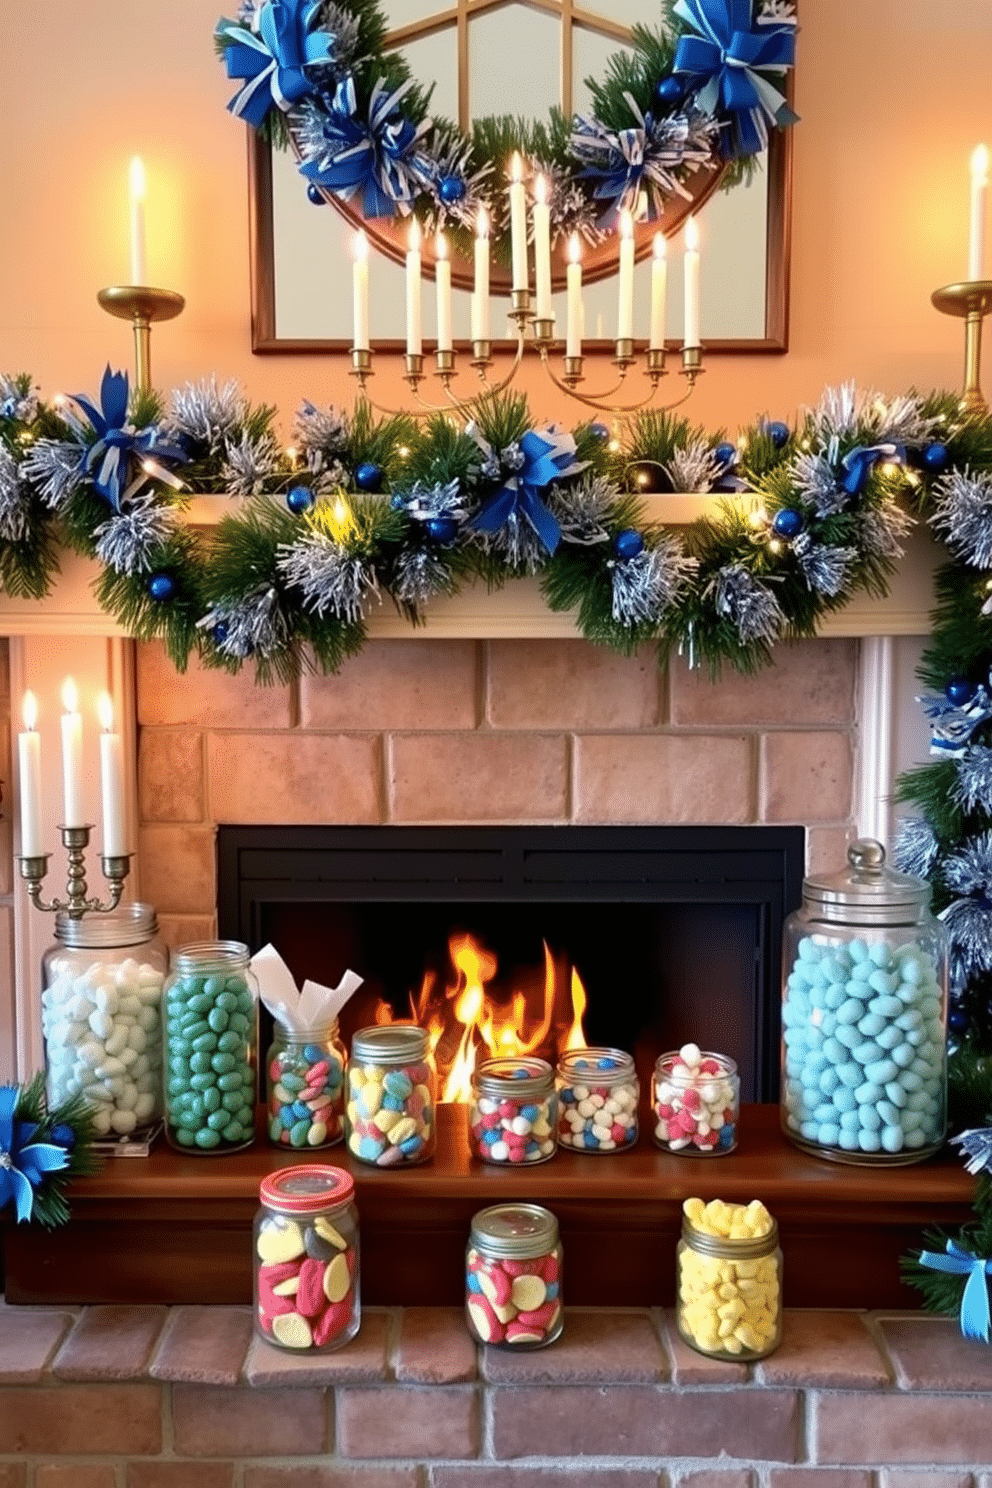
left=469, top=1055, right=558, bottom=1165
left=255, top=1164, right=360, bottom=1351
left=556, top=1047, right=639, bottom=1152
left=466, top=1203, right=563, bottom=1349
left=346, top=1024, right=435, bottom=1166
left=651, top=1045, right=739, bottom=1155
left=677, top=1196, right=782, bottom=1360
left=163, top=940, right=258, bottom=1153
left=42, top=903, right=167, bottom=1143
left=266, top=1021, right=346, bottom=1149
left=781, top=838, right=948, bottom=1165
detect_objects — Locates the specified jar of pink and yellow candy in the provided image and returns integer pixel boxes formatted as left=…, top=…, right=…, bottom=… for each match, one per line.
left=652, top=1043, right=739, bottom=1154
left=466, top=1203, right=563, bottom=1349
left=346, top=1024, right=435, bottom=1167
left=266, top=1020, right=346, bottom=1149
left=254, top=1165, right=360, bottom=1352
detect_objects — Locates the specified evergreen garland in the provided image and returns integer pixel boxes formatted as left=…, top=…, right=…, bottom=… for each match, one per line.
left=0, top=1073, right=102, bottom=1229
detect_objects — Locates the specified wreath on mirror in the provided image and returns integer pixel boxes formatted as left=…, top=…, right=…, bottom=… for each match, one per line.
left=214, top=0, right=798, bottom=258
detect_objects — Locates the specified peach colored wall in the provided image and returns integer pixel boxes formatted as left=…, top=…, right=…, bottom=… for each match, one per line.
left=1, top=1, right=990, bottom=432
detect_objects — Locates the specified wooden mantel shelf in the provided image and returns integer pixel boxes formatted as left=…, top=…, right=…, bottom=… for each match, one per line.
left=0, top=497, right=942, bottom=640
left=3, top=1105, right=973, bottom=1311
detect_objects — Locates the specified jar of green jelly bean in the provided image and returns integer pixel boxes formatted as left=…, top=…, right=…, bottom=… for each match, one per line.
left=266, top=1021, right=347, bottom=1150
left=163, top=941, right=259, bottom=1153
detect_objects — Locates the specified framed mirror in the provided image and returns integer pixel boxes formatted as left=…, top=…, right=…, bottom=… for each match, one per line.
left=245, top=0, right=793, bottom=354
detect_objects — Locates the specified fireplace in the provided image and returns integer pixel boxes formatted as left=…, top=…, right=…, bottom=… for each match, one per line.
left=216, top=824, right=805, bottom=1103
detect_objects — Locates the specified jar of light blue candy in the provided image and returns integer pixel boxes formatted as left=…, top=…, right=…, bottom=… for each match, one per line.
left=780, top=839, right=948, bottom=1166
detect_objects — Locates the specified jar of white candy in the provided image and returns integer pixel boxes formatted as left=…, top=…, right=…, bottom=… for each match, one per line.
left=42, top=903, right=167, bottom=1145
left=469, top=1055, right=558, bottom=1165
left=347, top=1024, right=436, bottom=1166
left=652, top=1044, right=739, bottom=1154
left=677, top=1196, right=782, bottom=1360
left=255, top=1164, right=360, bottom=1352
left=781, top=838, right=948, bottom=1165
left=556, top=1048, right=639, bottom=1152
left=466, top=1203, right=563, bottom=1349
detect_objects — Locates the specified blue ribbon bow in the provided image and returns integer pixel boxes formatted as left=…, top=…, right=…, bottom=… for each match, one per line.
left=70, top=367, right=187, bottom=513
left=299, top=77, right=427, bottom=218
left=0, top=1086, right=69, bottom=1224
left=839, top=442, right=900, bottom=497
left=469, top=428, right=588, bottom=556
left=919, top=1239, right=992, bottom=1342
left=217, top=0, right=333, bottom=129
left=672, top=0, right=797, bottom=157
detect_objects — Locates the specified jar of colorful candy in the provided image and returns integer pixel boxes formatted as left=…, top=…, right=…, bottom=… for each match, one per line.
left=466, top=1203, right=563, bottom=1349
left=651, top=1044, right=739, bottom=1154
left=346, top=1023, right=435, bottom=1166
left=676, top=1196, right=781, bottom=1360
left=469, top=1055, right=558, bottom=1165
left=163, top=941, right=258, bottom=1153
left=556, top=1047, right=639, bottom=1152
left=266, top=1020, right=346, bottom=1149
left=254, top=1164, right=360, bottom=1352
left=780, top=838, right=948, bottom=1165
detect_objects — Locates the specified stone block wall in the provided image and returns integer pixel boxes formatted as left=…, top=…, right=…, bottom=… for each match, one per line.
left=134, top=636, right=859, bottom=949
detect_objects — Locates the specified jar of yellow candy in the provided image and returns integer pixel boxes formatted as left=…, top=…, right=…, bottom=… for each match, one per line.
left=676, top=1197, right=782, bottom=1360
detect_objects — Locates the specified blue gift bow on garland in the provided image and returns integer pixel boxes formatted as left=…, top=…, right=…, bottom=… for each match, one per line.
left=468, top=427, right=588, bottom=556
left=69, top=368, right=186, bottom=513
left=672, top=0, right=797, bottom=157
left=0, top=1086, right=69, bottom=1225
left=299, top=77, right=428, bottom=218
left=570, top=99, right=707, bottom=228
left=839, top=442, right=901, bottom=497
left=217, top=0, right=334, bottom=129
left=918, top=1238, right=992, bottom=1343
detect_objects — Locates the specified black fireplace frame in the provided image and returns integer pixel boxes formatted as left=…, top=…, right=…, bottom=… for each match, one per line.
left=216, top=823, right=804, bottom=1102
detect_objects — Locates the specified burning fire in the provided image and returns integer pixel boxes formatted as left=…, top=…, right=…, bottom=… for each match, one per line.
left=375, top=932, right=588, bottom=1101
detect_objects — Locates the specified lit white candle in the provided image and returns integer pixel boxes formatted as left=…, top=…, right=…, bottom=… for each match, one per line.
left=533, top=175, right=553, bottom=321
left=97, top=693, right=127, bottom=857
left=650, top=232, right=668, bottom=351
left=435, top=233, right=452, bottom=353
left=60, top=678, right=85, bottom=828
left=406, top=218, right=422, bottom=357
left=129, top=156, right=147, bottom=286
left=509, top=153, right=529, bottom=294
left=969, top=143, right=989, bottom=281
left=352, top=230, right=370, bottom=351
left=18, top=692, right=43, bottom=859
left=566, top=233, right=583, bottom=359
left=683, top=215, right=700, bottom=349
left=472, top=206, right=490, bottom=343
left=617, top=209, right=635, bottom=342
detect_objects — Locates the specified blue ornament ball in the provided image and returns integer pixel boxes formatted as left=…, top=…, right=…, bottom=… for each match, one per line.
left=713, top=442, right=737, bottom=466
left=614, top=528, right=645, bottom=560
left=772, top=508, right=804, bottom=539
left=212, top=621, right=229, bottom=647
left=948, top=1007, right=970, bottom=1036
left=286, top=484, right=316, bottom=514
left=306, top=184, right=326, bottom=206
left=390, top=493, right=406, bottom=510
left=147, top=573, right=175, bottom=601
left=427, top=516, right=457, bottom=544
left=438, top=176, right=466, bottom=204
left=655, top=76, right=683, bottom=106
left=355, top=461, right=383, bottom=492
left=946, top=676, right=976, bottom=707
left=589, top=422, right=610, bottom=442
left=765, top=420, right=790, bottom=449
left=922, top=442, right=949, bottom=472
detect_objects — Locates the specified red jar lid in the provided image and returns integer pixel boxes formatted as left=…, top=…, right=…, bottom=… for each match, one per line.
left=260, top=1165, right=354, bottom=1213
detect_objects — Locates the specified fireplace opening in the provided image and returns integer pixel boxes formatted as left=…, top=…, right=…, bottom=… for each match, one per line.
left=217, top=825, right=804, bottom=1103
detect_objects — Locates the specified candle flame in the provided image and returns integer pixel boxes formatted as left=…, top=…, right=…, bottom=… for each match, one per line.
left=22, top=692, right=37, bottom=731
left=684, top=215, right=699, bottom=252
left=129, top=156, right=146, bottom=204
left=568, top=232, right=581, bottom=265
left=354, top=229, right=369, bottom=262
left=535, top=174, right=548, bottom=206
left=476, top=205, right=489, bottom=239
left=408, top=218, right=421, bottom=252
left=436, top=232, right=448, bottom=261
left=972, top=144, right=990, bottom=183
left=97, top=692, right=114, bottom=732
left=61, top=678, right=78, bottom=714
left=511, top=152, right=523, bottom=183
left=619, top=208, right=634, bottom=240
left=653, top=231, right=667, bottom=261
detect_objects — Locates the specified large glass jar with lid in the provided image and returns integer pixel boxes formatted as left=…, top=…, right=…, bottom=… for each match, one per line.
left=781, top=838, right=948, bottom=1164
left=466, top=1202, right=563, bottom=1348
left=346, top=1023, right=435, bottom=1166
left=42, top=903, right=167, bottom=1144
left=163, top=941, right=258, bottom=1153
left=266, top=1020, right=347, bottom=1149
left=469, top=1055, right=558, bottom=1164
left=254, top=1164, right=360, bottom=1352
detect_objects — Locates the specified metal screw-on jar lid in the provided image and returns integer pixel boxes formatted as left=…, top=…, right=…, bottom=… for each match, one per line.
left=802, top=838, right=931, bottom=925
left=556, top=1047, right=635, bottom=1085
left=472, top=1055, right=554, bottom=1100
left=260, top=1164, right=354, bottom=1213
left=351, top=1023, right=430, bottom=1065
left=470, top=1203, right=559, bottom=1259
left=55, top=902, right=159, bottom=949
left=682, top=1214, right=779, bottom=1260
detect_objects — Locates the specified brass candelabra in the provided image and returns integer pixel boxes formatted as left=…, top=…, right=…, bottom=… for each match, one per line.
left=17, top=826, right=131, bottom=921
left=932, top=280, right=992, bottom=412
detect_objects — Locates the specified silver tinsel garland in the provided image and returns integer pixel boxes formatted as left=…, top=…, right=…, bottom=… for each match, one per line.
left=943, top=831, right=992, bottom=897
left=611, top=538, right=697, bottom=626
left=792, top=533, right=856, bottom=596
left=857, top=501, right=913, bottom=562
left=791, top=450, right=849, bottom=517
left=666, top=440, right=724, bottom=494
left=708, top=563, right=785, bottom=644
left=942, top=832, right=992, bottom=980
left=931, top=469, right=992, bottom=569
left=551, top=475, right=613, bottom=547
left=568, top=100, right=719, bottom=222
left=277, top=531, right=379, bottom=622
left=953, top=746, right=992, bottom=815
left=951, top=1128, right=992, bottom=1176
left=391, top=547, right=454, bottom=609
left=0, top=374, right=39, bottom=425
left=198, top=586, right=289, bottom=661
left=221, top=430, right=282, bottom=499
left=0, top=444, right=32, bottom=543
left=19, top=440, right=84, bottom=510
left=806, top=383, right=935, bottom=447
left=472, top=509, right=547, bottom=574
left=92, top=497, right=178, bottom=577
left=167, top=379, right=246, bottom=452
left=892, top=815, right=940, bottom=880
left=529, top=158, right=605, bottom=250
left=390, top=479, right=469, bottom=608
left=292, top=400, right=350, bottom=488
left=417, top=126, right=492, bottom=234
